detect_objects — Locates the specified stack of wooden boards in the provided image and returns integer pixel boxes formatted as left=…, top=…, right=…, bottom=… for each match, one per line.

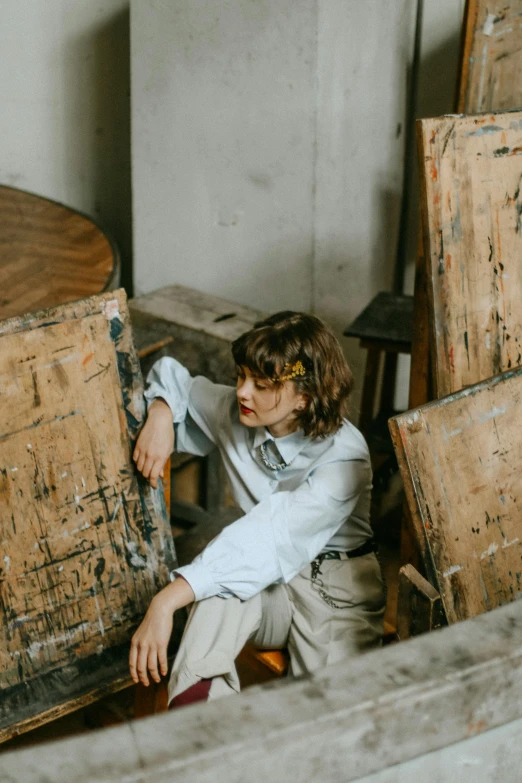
left=393, top=0, right=522, bottom=635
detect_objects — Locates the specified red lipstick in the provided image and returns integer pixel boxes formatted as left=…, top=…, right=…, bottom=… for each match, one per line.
left=240, top=404, right=254, bottom=415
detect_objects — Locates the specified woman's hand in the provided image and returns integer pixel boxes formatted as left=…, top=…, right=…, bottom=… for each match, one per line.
left=129, top=577, right=195, bottom=686
left=133, top=398, right=174, bottom=489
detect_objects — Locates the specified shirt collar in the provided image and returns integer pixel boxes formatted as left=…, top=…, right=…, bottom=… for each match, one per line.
left=252, top=427, right=309, bottom=465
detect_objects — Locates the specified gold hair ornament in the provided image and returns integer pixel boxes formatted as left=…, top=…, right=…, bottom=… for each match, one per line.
left=274, top=361, right=306, bottom=382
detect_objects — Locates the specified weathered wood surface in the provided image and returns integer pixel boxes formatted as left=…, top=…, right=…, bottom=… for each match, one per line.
left=390, top=366, right=522, bottom=624
left=396, top=564, right=445, bottom=640
left=458, top=0, right=522, bottom=114
left=418, top=109, right=522, bottom=399
left=130, top=285, right=266, bottom=385
left=2, top=597, right=522, bottom=783
left=0, top=290, right=176, bottom=742
left=0, top=186, right=119, bottom=320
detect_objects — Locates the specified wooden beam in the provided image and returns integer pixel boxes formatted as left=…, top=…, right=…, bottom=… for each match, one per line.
left=3, top=598, right=522, bottom=782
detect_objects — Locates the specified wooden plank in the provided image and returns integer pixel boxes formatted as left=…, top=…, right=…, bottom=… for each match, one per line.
left=400, top=0, right=520, bottom=590
left=3, top=597, right=522, bottom=783
left=0, top=186, right=119, bottom=321
left=130, top=286, right=267, bottom=389
left=390, top=366, right=522, bottom=624
left=0, top=290, right=176, bottom=742
left=396, top=564, right=445, bottom=640
left=457, top=0, right=522, bottom=114
left=130, top=285, right=266, bottom=346
left=418, top=109, right=522, bottom=399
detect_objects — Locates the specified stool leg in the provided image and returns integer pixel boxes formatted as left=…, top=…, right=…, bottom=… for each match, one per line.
left=380, top=352, right=399, bottom=414
left=359, top=347, right=381, bottom=436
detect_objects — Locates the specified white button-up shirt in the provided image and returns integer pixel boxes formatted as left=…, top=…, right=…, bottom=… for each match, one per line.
left=145, top=357, right=373, bottom=602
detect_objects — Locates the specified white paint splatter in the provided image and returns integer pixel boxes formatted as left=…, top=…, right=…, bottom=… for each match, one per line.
left=483, top=13, right=495, bottom=35
left=125, top=540, right=148, bottom=569
left=71, top=522, right=91, bottom=534
left=502, top=537, right=519, bottom=549
left=81, top=477, right=86, bottom=489
left=481, top=542, right=498, bottom=559
left=478, top=405, right=506, bottom=423
left=477, top=42, right=489, bottom=108
left=443, top=564, right=463, bottom=577
left=10, top=467, right=18, bottom=472
left=3, top=555, right=11, bottom=572
left=111, top=497, right=122, bottom=522
left=25, top=623, right=91, bottom=659
left=442, top=424, right=463, bottom=441
left=61, top=471, right=68, bottom=478
left=485, top=332, right=491, bottom=350
left=92, top=589, right=105, bottom=637
left=58, top=565, right=64, bottom=572
left=102, top=298, right=121, bottom=321
left=43, top=355, right=76, bottom=370
left=129, top=553, right=148, bottom=568
left=27, top=444, right=32, bottom=450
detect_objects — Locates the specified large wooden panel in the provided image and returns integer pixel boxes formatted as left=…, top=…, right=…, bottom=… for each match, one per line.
left=0, top=289, right=176, bottom=742
left=458, top=0, right=522, bottom=114
left=418, top=110, right=522, bottom=398
left=390, top=366, right=522, bottom=624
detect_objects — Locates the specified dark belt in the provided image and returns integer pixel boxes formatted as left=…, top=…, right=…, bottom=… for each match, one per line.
left=320, top=539, right=377, bottom=561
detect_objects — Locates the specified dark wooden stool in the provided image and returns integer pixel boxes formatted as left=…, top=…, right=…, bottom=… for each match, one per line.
left=344, top=292, right=413, bottom=438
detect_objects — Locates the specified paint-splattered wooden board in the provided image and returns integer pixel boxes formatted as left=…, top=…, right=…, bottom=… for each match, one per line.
left=390, top=366, right=522, bottom=624
left=458, top=0, right=522, bottom=114
left=417, top=109, right=522, bottom=399
left=0, top=290, right=177, bottom=742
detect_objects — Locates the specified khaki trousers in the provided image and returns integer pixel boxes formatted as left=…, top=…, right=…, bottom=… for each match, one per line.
left=168, top=552, right=385, bottom=703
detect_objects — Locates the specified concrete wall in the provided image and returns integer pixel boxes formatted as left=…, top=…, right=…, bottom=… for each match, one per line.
left=0, top=0, right=467, bottom=402
left=131, top=0, right=466, bottom=410
left=0, top=0, right=132, bottom=291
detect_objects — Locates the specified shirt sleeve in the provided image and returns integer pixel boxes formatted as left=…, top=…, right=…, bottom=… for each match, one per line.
left=144, top=356, right=234, bottom=456
left=174, top=457, right=371, bottom=601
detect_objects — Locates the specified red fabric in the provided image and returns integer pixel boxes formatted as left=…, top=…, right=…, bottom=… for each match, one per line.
left=168, top=679, right=212, bottom=709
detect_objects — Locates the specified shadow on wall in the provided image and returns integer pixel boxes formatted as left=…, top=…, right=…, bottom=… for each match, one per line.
left=403, top=29, right=463, bottom=291
left=64, top=6, right=133, bottom=296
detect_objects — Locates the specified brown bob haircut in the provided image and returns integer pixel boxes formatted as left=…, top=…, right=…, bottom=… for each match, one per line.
left=232, top=311, right=353, bottom=439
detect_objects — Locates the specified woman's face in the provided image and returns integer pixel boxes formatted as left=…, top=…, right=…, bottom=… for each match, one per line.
left=236, top=366, right=306, bottom=438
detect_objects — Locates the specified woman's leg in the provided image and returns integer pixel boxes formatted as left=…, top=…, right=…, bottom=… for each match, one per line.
left=286, top=553, right=385, bottom=678
left=168, top=583, right=293, bottom=704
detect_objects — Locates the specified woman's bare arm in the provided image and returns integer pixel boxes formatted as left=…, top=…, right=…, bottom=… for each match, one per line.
left=129, top=576, right=195, bottom=686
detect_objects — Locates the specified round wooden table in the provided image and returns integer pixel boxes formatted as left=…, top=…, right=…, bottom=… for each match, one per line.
left=0, top=185, right=120, bottom=320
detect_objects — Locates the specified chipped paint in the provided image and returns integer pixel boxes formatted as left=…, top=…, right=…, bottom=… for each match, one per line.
left=443, top=565, right=463, bottom=577
left=481, top=542, right=499, bottom=559
left=101, top=298, right=121, bottom=321
left=482, top=12, right=496, bottom=36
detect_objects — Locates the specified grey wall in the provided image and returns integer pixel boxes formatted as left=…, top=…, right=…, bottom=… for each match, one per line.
left=0, top=0, right=466, bottom=409
left=0, top=0, right=133, bottom=292
left=131, top=0, right=465, bottom=411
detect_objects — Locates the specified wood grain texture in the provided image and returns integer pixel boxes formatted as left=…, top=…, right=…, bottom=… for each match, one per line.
left=457, top=0, right=522, bottom=114
left=0, top=186, right=119, bottom=320
left=418, top=109, right=522, bottom=399
left=397, top=564, right=445, bottom=640
left=390, top=366, right=522, bottom=624
left=0, top=289, right=176, bottom=742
